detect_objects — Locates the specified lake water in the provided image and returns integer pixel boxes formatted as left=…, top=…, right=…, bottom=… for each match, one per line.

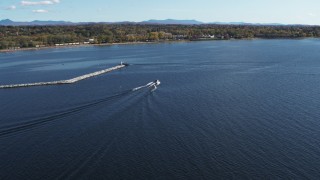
left=1, top=40, right=320, bottom=179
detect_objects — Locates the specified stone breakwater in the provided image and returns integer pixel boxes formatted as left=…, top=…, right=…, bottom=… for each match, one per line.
left=0, top=65, right=126, bottom=89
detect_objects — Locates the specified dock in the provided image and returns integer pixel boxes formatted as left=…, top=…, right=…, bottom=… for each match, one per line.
left=0, top=64, right=126, bottom=89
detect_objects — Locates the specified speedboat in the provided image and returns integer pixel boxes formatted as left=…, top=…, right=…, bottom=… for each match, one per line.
left=154, top=80, right=161, bottom=86
left=120, top=61, right=129, bottom=66
left=148, top=80, right=160, bottom=90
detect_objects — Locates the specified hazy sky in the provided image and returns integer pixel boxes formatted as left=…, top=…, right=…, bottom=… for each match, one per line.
left=1, top=0, right=320, bottom=24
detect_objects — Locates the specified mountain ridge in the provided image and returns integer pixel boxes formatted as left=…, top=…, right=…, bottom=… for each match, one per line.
left=0, top=19, right=303, bottom=26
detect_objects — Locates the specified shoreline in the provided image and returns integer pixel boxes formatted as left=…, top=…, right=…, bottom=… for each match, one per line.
left=0, top=41, right=160, bottom=53
left=0, top=40, right=193, bottom=53
left=0, top=38, right=316, bottom=53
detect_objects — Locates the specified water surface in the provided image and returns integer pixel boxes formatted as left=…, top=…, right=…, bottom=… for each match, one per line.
left=1, top=40, right=320, bottom=179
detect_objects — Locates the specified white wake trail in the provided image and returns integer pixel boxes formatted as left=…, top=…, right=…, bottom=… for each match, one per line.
left=0, top=64, right=126, bottom=89
left=132, top=82, right=155, bottom=91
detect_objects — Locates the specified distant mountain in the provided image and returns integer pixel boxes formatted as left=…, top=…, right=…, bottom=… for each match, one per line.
left=0, top=19, right=204, bottom=26
left=0, top=19, right=15, bottom=26
left=142, top=19, right=203, bottom=25
left=208, top=21, right=285, bottom=26
left=30, top=20, right=73, bottom=25
left=208, top=21, right=247, bottom=25
left=0, top=19, right=290, bottom=26
left=141, top=20, right=286, bottom=26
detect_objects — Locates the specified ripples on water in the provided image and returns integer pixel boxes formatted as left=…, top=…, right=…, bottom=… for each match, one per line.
left=1, top=40, right=320, bottom=179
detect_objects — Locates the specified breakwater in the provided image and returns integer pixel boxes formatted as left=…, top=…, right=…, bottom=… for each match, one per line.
left=0, top=64, right=126, bottom=89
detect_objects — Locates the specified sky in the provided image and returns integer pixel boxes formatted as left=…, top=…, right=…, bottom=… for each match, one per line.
left=0, top=0, right=320, bottom=25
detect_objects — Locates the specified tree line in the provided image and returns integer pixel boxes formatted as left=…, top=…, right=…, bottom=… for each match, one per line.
left=1, top=24, right=320, bottom=49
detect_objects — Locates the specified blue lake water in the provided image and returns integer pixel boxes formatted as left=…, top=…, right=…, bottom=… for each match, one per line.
left=1, top=40, right=320, bottom=179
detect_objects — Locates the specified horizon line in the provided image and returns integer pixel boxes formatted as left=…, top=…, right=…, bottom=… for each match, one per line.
left=1, top=18, right=319, bottom=26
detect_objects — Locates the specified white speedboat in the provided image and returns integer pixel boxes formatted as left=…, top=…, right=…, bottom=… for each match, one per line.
left=120, top=61, right=129, bottom=66
left=154, top=80, right=161, bottom=86
left=148, top=80, right=161, bottom=90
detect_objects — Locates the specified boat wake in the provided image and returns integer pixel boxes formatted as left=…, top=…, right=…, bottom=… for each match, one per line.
left=132, top=80, right=161, bottom=91
left=0, top=81, right=160, bottom=138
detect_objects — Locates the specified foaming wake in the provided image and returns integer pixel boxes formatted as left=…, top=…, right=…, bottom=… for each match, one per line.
left=132, top=80, right=161, bottom=91
left=0, top=64, right=126, bottom=89
left=0, top=81, right=160, bottom=138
